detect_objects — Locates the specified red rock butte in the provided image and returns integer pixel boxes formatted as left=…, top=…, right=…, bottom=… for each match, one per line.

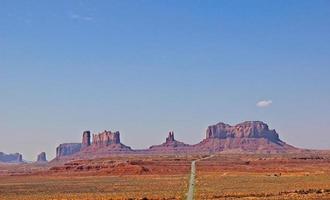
left=54, top=121, right=299, bottom=161
left=0, top=152, right=23, bottom=163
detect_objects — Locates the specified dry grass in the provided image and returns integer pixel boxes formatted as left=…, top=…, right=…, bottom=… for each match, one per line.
left=1, top=153, right=330, bottom=200
left=0, top=175, right=188, bottom=200
left=195, top=172, right=330, bottom=199
left=195, top=153, right=330, bottom=199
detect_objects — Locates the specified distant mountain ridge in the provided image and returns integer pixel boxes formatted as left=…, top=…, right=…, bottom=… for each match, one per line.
left=53, top=121, right=298, bottom=161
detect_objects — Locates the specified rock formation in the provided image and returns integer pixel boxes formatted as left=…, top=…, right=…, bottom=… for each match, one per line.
left=56, top=130, right=92, bottom=158
left=166, top=131, right=175, bottom=143
left=206, top=121, right=280, bottom=143
left=0, top=152, right=23, bottom=163
left=54, top=121, right=298, bottom=160
left=92, top=130, right=121, bottom=147
left=56, top=143, right=81, bottom=158
left=37, top=152, right=47, bottom=162
left=82, top=131, right=91, bottom=149
left=55, top=130, right=132, bottom=159
left=196, top=121, right=296, bottom=153
left=81, top=130, right=132, bottom=155
left=149, top=131, right=191, bottom=152
left=17, top=154, right=23, bottom=162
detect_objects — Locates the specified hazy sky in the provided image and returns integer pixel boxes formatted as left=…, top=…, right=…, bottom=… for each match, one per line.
left=1, top=0, right=330, bottom=161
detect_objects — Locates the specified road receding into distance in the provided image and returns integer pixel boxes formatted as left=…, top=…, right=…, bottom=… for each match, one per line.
left=186, top=155, right=214, bottom=200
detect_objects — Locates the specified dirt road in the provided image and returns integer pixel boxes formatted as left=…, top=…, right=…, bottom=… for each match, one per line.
left=186, top=155, right=214, bottom=200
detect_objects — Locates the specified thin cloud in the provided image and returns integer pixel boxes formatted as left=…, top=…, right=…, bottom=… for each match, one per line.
left=256, top=100, right=272, bottom=108
left=69, top=12, right=93, bottom=21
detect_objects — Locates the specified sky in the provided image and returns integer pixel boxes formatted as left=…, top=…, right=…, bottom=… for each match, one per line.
left=0, top=0, right=330, bottom=161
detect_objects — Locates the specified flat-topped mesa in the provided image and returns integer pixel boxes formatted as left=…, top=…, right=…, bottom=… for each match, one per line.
left=37, top=152, right=47, bottom=162
left=206, top=121, right=280, bottom=143
left=56, top=143, right=81, bottom=157
left=82, top=131, right=91, bottom=149
left=0, top=152, right=23, bottom=163
left=92, top=130, right=121, bottom=147
left=53, top=121, right=297, bottom=160
left=54, top=130, right=132, bottom=160
left=196, top=121, right=298, bottom=153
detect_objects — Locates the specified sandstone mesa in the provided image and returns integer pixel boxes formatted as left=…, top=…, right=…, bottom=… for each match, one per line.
left=0, top=152, right=23, bottom=163
left=54, top=121, right=298, bottom=161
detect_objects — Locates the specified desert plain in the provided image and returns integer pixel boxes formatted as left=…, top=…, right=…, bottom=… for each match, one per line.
left=1, top=152, right=330, bottom=200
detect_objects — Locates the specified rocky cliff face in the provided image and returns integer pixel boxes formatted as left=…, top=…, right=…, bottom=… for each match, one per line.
left=18, top=154, right=23, bottom=162
left=206, top=121, right=280, bottom=143
left=82, top=131, right=91, bottom=149
left=54, top=121, right=297, bottom=160
left=37, top=152, right=47, bottom=162
left=92, top=130, right=121, bottom=147
left=197, top=121, right=295, bottom=153
left=83, top=130, right=131, bottom=152
left=56, top=143, right=81, bottom=158
left=166, top=131, right=175, bottom=143
left=149, top=131, right=190, bottom=152
left=0, top=152, right=23, bottom=163
left=55, top=130, right=132, bottom=160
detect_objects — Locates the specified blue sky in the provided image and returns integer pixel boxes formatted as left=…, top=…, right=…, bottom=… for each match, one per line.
left=1, top=0, right=330, bottom=160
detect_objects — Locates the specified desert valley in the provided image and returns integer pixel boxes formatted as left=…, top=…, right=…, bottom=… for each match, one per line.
left=1, top=2, right=330, bottom=199
left=1, top=121, right=330, bottom=200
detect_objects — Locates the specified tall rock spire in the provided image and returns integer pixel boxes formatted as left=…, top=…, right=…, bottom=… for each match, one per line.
left=82, top=131, right=91, bottom=149
left=166, top=131, right=175, bottom=143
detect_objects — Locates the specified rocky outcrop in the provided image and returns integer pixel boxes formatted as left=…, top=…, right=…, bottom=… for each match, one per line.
left=82, top=131, right=91, bottom=149
left=56, top=130, right=91, bottom=158
left=18, top=154, right=23, bottom=162
left=166, top=131, right=175, bottom=143
left=56, top=143, right=81, bottom=158
left=92, top=130, right=121, bottom=147
left=206, top=121, right=280, bottom=143
left=55, top=130, right=132, bottom=160
left=37, top=152, right=47, bottom=162
left=54, top=121, right=297, bottom=160
left=149, top=131, right=191, bottom=152
left=0, top=152, right=23, bottom=163
left=82, top=130, right=132, bottom=153
left=196, top=121, right=296, bottom=153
